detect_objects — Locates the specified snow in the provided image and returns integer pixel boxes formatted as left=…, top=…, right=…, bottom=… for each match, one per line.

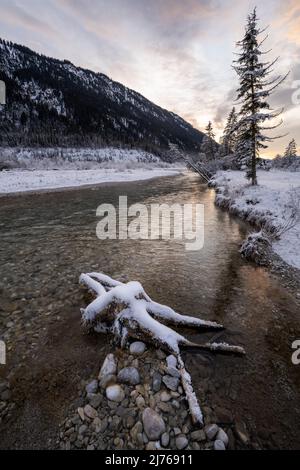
left=0, top=167, right=181, bottom=195
left=213, top=170, right=300, bottom=269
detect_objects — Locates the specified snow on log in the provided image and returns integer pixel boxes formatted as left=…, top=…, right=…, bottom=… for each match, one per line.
left=79, top=272, right=245, bottom=426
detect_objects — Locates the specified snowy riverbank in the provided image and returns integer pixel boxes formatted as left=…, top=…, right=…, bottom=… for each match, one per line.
left=212, top=170, right=300, bottom=270
left=0, top=167, right=182, bottom=195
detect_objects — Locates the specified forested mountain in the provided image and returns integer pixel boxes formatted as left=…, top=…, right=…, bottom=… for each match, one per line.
left=0, top=39, right=204, bottom=153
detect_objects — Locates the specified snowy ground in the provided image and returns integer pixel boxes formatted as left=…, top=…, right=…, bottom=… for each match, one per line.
left=0, top=167, right=182, bottom=195
left=213, top=170, right=300, bottom=270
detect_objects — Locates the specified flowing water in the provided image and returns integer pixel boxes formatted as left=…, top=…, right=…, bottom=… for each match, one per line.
left=0, top=173, right=299, bottom=449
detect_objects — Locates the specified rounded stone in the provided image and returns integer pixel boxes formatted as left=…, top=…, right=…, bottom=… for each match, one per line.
left=106, top=385, right=125, bottom=403
left=130, top=342, right=146, bottom=355
left=166, top=355, right=177, bottom=368
left=205, top=424, right=219, bottom=441
left=86, top=380, right=98, bottom=395
left=136, top=395, right=145, bottom=409
left=167, top=366, right=180, bottom=378
left=161, top=432, right=170, bottom=448
left=162, top=375, right=179, bottom=392
left=176, top=435, right=188, bottom=450
left=214, top=439, right=226, bottom=451
left=160, top=391, right=171, bottom=402
left=83, top=405, right=98, bottom=420
left=216, top=428, right=229, bottom=447
left=152, top=372, right=162, bottom=393
left=142, top=408, right=166, bottom=441
left=117, top=367, right=140, bottom=386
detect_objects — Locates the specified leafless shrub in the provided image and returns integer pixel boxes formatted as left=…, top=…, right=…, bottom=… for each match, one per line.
left=240, top=230, right=271, bottom=265
left=266, top=188, right=300, bottom=241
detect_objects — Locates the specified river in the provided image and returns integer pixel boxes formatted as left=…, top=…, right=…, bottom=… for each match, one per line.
left=0, top=173, right=299, bottom=449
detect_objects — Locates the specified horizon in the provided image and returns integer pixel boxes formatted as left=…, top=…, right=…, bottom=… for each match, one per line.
left=0, top=0, right=299, bottom=157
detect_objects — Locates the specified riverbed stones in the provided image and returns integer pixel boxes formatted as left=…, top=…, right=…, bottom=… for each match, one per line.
left=167, top=366, right=181, bottom=379
left=191, top=430, right=206, bottom=442
left=161, top=432, right=170, bottom=448
left=117, top=367, right=140, bottom=386
left=84, top=405, right=98, bottom=420
left=146, top=442, right=158, bottom=451
left=160, top=391, right=171, bottom=402
left=89, top=394, right=101, bottom=409
left=176, top=435, right=188, bottom=450
left=214, top=440, right=226, bottom=451
left=205, top=424, right=219, bottom=441
left=171, top=400, right=180, bottom=410
left=216, top=428, right=229, bottom=447
left=158, top=402, right=172, bottom=414
left=136, top=395, right=145, bottom=409
left=142, top=408, right=166, bottom=441
left=162, top=375, right=179, bottom=392
left=99, top=354, right=117, bottom=380
left=130, top=421, right=143, bottom=444
left=130, top=342, right=146, bottom=356
left=152, top=372, right=162, bottom=392
left=77, top=407, right=85, bottom=421
left=99, top=374, right=117, bottom=390
left=106, top=385, right=125, bottom=403
left=59, top=343, right=248, bottom=451
left=166, top=355, right=177, bottom=368
left=86, top=380, right=98, bottom=395
left=92, top=417, right=102, bottom=433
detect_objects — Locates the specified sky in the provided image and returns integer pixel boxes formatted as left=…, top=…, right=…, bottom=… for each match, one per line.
left=0, top=0, right=299, bottom=157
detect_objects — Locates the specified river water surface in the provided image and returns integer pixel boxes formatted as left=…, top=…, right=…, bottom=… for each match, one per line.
left=0, top=173, right=299, bottom=449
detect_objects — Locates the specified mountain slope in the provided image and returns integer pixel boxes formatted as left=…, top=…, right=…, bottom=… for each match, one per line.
left=0, top=39, right=204, bottom=153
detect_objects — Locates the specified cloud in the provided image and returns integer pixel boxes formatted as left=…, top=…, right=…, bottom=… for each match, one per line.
left=0, top=1, right=58, bottom=38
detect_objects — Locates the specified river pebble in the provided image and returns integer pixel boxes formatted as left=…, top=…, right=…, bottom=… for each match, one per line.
left=118, top=367, right=140, bottom=386
left=106, top=385, right=125, bottom=403
left=130, top=342, right=146, bottom=355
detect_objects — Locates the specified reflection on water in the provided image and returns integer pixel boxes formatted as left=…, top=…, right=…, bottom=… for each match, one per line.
left=0, top=173, right=300, bottom=449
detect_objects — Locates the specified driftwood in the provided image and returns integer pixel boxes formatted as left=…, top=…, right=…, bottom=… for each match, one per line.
left=80, top=272, right=245, bottom=426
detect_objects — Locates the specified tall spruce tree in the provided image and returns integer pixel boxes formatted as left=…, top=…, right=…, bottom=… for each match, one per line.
left=233, top=8, right=288, bottom=185
left=284, top=139, right=297, bottom=158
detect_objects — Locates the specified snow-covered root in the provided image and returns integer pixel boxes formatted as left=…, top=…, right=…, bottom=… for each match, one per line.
left=79, top=272, right=246, bottom=427
left=177, top=355, right=204, bottom=426
left=80, top=273, right=224, bottom=333
left=183, top=341, right=246, bottom=356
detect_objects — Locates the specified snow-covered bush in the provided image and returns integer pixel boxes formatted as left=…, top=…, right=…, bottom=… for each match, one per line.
left=240, top=231, right=271, bottom=265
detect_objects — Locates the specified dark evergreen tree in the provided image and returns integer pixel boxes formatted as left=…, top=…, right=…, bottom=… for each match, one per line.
left=222, top=107, right=238, bottom=155
left=201, top=121, right=217, bottom=161
left=284, top=139, right=297, bottom=158
left=233, top=8, right=288, bottom=185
